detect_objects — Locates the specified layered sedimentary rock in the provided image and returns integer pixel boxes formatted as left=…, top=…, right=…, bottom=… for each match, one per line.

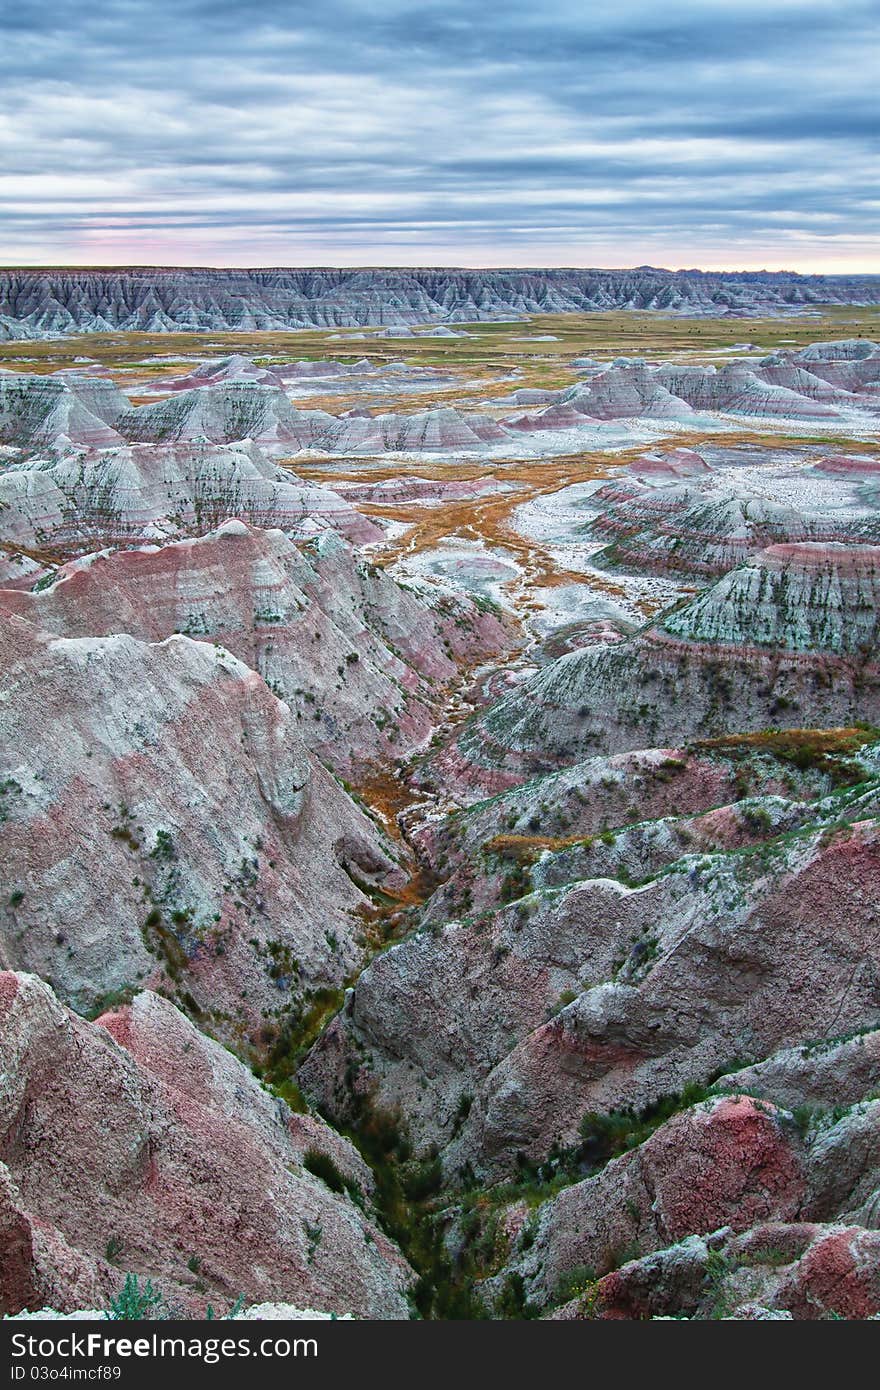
left=626, top=447, right=712, bottom=482
left=118, top=385, right=509, bottom=455
left=0, top=973, right=413, bottom=1318
left=512, top=367, right=690, bottom=424
left=506, top=344, right=880, bottom=428
left=331, top=475, right=511, bottom=505
left=0, top=612, right=405, bottom=1034
left=119, top=383, right=330, bottom=450
left=503, top=1019, right=880, bottom=1319
left=494, top=1087, right=880, bottom=1318
left=152, top=354, right=290, bottom=390
left=312, top=405, right=509, bottom=452
left=0, top=520, right=510, bottom=776
left=813, top=454, right=880, bottom=481
left=589, top=477, right=880, bottom=578
left=419, top=543, right=880, bottom=797
left=299, top=725, right=880, bottom=1261
left=4, top=343, right=878, bottom=477
left=794, top=338, right=880, bottom=362
left=653, top=362, right=845, bottom=418
left=153, top=355, right=429, bottom=391
left=0, top=373, right=507, bottom=459
left=588, top=481, right=817, bottom=577
left=4, top=299, right=880, bottom=1322
left=3, top=268, right=878, bottom=338
left=664, top=543, right=880, bottom=654
left=0, top=373, right=127, bottom=448
left=0, top=441, right=380, bottom=571
left=564, top=1222, right=880, bottom=1320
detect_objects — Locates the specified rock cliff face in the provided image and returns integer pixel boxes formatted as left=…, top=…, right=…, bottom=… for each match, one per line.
left=0, top=612, right=405, bottom=1037
left=0, top=520, right=510, bottom=776
left=0, top=441, right=380, bottom=573
left=425, top=544, right=880, bottom=797
left=300, top=746, right=880, bottom=1176
left=0, top=973, right=413, bottom=1318
left=2, top=268, right=878, bottom=337
left=664, top=543, right=880, bottom=654
left=493, top=1087, right=880, bottom=1318
left=0, top=373, right=126, bottom=448
left=508, top=347, right=880, bottom=428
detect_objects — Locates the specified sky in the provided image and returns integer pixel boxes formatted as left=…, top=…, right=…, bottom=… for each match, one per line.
left=1, top=0, right=877, bottom=272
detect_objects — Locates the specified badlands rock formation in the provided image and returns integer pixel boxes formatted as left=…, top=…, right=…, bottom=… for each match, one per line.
left=301, top=732, right=880, bottom=1172
left=2, top=319, right=880, bottom=1321
left=814, top=454, right=880, bottom=481
left=152, top=354, right=291, bottom=390
left=0, top=373, right=126, bottom=448
left=119, top=383, right=330, bottom=450
left=588, top=479, right=816, bottom=577
left=2, top=373, right=514, bottom=456
left=0, top=972, right=412, bottom=1318
left=0, top=611, right=405, bottom=1034
left=2, top=268, right=878, bottom=337
left=0, top=440, right=379, bottom=581
left=494, top=1088, right=880, bottom=1318
left=152, top=354, right=434, bottom=391
left=426, top=543, right=880, bottom=796
left=312, top=405, right=509, bottom=453
left=0, top=520, right=509, bottom=776
left=589, top=474, right=880, bottom=578
left=7, top=343, right=877, bottom=495
left=331, top=475, right=512, bottom=505
left=508, top=346, right=880, bottom=428
left=625, top=447, right=712, bottom=482
left=664, top=543, right=880, bottom=653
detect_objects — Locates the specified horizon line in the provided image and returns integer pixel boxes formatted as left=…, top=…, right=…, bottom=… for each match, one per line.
left=3, top=262, right=880, bottom=278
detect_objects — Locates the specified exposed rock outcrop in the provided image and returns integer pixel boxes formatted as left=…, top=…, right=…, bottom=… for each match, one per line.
left=0, top=373, right=126, bottom=448
left=664, top=543, right=880, bottom=654
left=119, top=383, right=330, bottom=451
left=3, top=267, right=878, bottom=337
left=507, top=345, right=880, bottom=429
left=0, top=520, right=510, bottom=776
left=300, top=802, right=880, bottom=1177
left=0, top=973, right=413, bottom=1318
left=0, top=441, right=380, bottom=570
left=496, top=1086, right=880, bottom=1318
left=588, top=481, right=823, bottom=577
left=0, top=612, right=405, bottom=1035
left=425, top=543, right=880, bottom=796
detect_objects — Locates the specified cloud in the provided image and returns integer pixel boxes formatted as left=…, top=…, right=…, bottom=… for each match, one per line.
left=1, top=0, right=877, bottom=269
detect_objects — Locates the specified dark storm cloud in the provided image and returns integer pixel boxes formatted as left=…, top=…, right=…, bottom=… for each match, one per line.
left=0, top=0, right=877, bottom=267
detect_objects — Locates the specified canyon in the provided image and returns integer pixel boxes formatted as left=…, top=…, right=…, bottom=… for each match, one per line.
left=2, top=304, right=880, bottom=1321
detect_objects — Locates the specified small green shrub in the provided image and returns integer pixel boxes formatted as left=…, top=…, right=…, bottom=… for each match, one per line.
left=303, top=1146, right=364, bottom=1205
left=496, top=1271, right=539, bottom=1319
left=105, top=1273, right=165, bottom=1320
